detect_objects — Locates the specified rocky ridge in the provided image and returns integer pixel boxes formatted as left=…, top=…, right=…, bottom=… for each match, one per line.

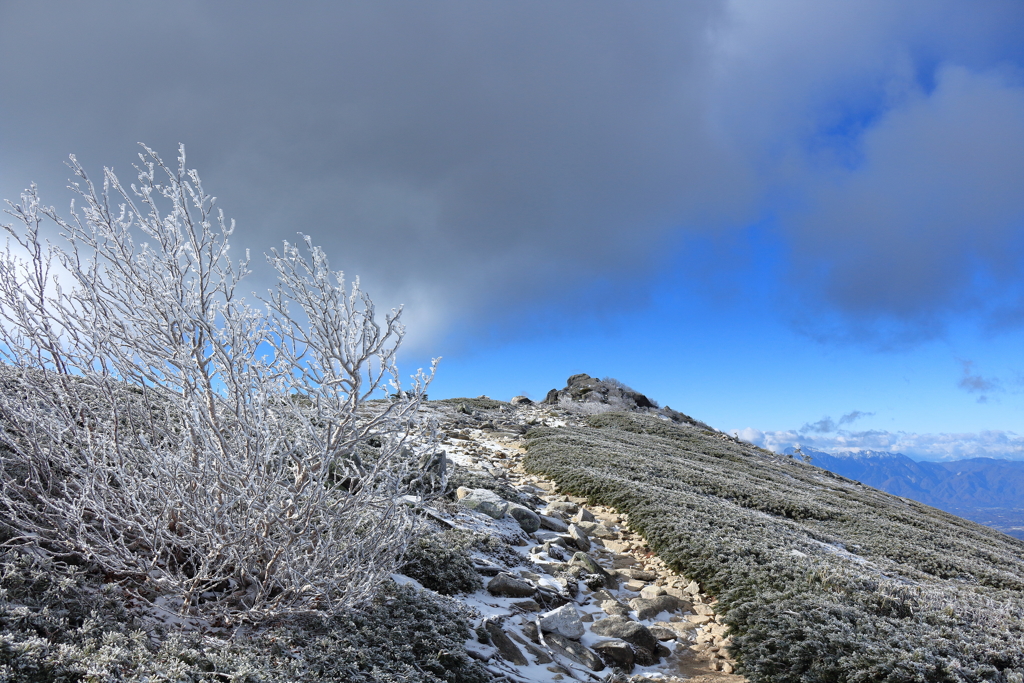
left=407, top=388, right=745, bottom=683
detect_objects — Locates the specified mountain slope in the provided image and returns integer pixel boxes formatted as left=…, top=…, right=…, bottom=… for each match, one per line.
left=802, top=448, right=1024, bottom=539
left=525, top=411, right=1024, bottom=682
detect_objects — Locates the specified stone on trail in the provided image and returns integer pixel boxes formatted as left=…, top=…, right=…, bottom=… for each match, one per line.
left=648, top=624, right=679, bottom=641
left=590, top=615, right=659, bottom=656
left=483, top=619, right=528, bottom=666
left=546, top=501, right=580, bottom=516
left=639, top=585, right=666, bottom=599
left=508, top=504, right=541, bottom=533
left=544, top=633, right=605, bottom=672
left=593, top=639, right=635, bottom=672
left=572, top=507, right=596, bottom=524
left=539, top=603, right=585, bottom=640
left=487, top=573, right=536, bottom=598
left=623, top=568, right=658, bottom=582
left=458, top=488, right=510, bottom=519
left=538, top=514, right=569, bottom=532
left=599, top=599, right=632, bottom=617
left=629, top=595, right=684, bottom=621
left=512, top=598, right=542, bottom=612
left=568, top=523, right=591, bottom=552
left=569, top=552, right=604, bottom=576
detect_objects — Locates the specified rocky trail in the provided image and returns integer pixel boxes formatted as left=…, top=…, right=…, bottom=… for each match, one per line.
left=408, top=394, right=746, bottom=683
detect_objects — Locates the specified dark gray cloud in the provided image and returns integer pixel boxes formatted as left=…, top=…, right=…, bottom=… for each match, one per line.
left=3, top=1, right=1024, bottom=350
left=0, top=1, right=743, bottom=347
left=800, top=416, right=836, bottom=434
left=838, top=410, right=874, bottom=426
left=958, top=360, right=1001, bottom=403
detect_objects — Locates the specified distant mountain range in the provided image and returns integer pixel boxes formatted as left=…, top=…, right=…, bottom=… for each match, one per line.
left=792, top=447, right=1024, bottom=539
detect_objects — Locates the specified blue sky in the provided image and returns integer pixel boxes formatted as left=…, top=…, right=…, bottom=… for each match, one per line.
left=3, top=1, right=1024, bottom=461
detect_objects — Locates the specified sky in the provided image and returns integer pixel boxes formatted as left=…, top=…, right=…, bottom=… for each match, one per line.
left=2, top=1, right=1024, bottom=461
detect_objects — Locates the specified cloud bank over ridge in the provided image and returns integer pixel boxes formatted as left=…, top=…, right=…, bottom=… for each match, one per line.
left=2, top=1, right=1024, bottom=350
left=734, top=426, right=1024, bottom=462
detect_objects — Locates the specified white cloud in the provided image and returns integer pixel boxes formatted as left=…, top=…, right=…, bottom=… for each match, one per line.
left=732, top=426, right=1024, bottom=461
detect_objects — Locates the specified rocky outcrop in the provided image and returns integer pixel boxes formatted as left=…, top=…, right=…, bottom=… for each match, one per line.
left=542, top=373, right=657, bottom=409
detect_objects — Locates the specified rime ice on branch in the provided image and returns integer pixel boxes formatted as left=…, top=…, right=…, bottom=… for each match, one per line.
left=0, top=144, right=438, bottom=622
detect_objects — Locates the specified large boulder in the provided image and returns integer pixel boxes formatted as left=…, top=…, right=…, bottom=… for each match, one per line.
left=508, top=504, right=541, bottom=533
left=629, top=595, right=684, bottom=621
left=544, top=633, right=604, bottom=672
left=487, top=573, right=536, bottom=598
left=591, top=616, right=659, bottom=655
left=599, top=599, right=632, bottom=617
left=539, top=603, right=585, bottom=640
left=458, top=488, right=509, bottom=519
left=572, top=507, right=596, bottom=524
left=482, top=619, right=528, bottom=666
left=545, top=501, right=580, bottom=516
left=568, top=523, right=591, bottom=552
left=593, top=639, right=635, bottom=672
left=538, top=514, right=569, bottom=532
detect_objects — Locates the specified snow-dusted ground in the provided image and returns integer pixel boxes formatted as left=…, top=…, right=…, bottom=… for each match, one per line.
left=408, top=399, right=743, bottom=682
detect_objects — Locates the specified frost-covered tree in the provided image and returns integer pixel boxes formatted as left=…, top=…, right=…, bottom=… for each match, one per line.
left=0, top=145, right=437, bottom=622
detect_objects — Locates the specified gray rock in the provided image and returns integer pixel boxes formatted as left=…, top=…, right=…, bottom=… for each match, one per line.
left=599, top=600, right=632, bottom=617
left=508, top=504, right=541, bottom=533
left=593, top=639, right=635, bottom=672
left=624, top=568, right=658, bottom=582
left=649, top=625, right=678, bottom=641
left=587, top=523, right=619, bottom=539
left=546, top=501, right=580, bottom=516
left=483, top=619, right=528, bottom=666
left=572, top=507, right=596, bottom=524
left=539, top=603, right=585, bottom=640
left=629, top=595, right=683, bottom=621
left=591, top=616, right=659, bottom=655
left=510, top=395, right=533, bottom=405
left=511, top=598, right=542, bottom=612
left=522, top=619, right=540, bottom=642
left=487, top=573, right=536, bottom=598
left=639, top=585, right=666, bottom=599
left=685, top=579, right=701, bottom=595
left=538, top=514, right=569, bottom=532
left=508, top=631, right=553, bottom=664
left=544, top=633, right=605, bottom=672
left=534, top=530, right=565, bottom=544
left=541, top=542, right=567, bottom=561
left=568, top=523, right=591, bottom=552
left=569, top=552, right=603, bottom=575
left=458, top=488, right=509, bottom=519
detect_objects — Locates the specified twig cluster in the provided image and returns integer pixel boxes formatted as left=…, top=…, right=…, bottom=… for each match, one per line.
left=0, top=145, right=437, bottom=622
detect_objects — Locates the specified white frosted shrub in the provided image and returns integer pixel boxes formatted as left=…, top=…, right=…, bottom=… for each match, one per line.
left=0, top=145, right=437, bottom=622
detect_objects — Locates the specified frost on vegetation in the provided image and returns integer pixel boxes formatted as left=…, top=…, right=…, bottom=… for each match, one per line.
left=0, top=549, right=488, bottom=683
left=399, top=529, right=482, bottom=595
left=0, top=144, right=441, bottom=623
left=525, top=411, right=1024, bottom=682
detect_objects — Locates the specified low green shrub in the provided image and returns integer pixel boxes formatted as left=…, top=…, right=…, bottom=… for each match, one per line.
left=1, top=549, right=492, bottom=683
left=434, top=397, right=509, bottom=411
left=400, top=529, right=483, bottom=595
left=524, top=412, right=1024, bottom=682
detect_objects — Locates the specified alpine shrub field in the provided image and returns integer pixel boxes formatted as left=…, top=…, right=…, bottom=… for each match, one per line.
left=0, top=549, right=489, bottom=683
left=524, top=411, right=1024, bottom=683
